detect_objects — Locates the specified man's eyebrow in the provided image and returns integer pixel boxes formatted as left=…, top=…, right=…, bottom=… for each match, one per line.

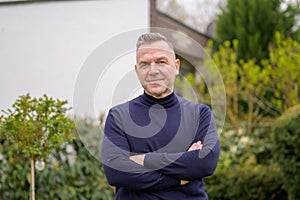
left=155, top=56, right=168, bottom=61
left=138, top=56, right=169, bottom=65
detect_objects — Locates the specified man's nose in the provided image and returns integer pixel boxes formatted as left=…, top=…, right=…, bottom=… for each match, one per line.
left=149, top=62, right=159, bottom=74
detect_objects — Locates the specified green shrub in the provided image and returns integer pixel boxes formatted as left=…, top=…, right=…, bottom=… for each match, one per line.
left=205, top=165, right=287, bottom=200
left=203, top=120, right=287, bottom=199
left=272, top=104, right=300, bottom=200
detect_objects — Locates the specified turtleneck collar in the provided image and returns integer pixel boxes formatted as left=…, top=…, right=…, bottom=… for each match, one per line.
left=138, top=92, right=178, bottom=108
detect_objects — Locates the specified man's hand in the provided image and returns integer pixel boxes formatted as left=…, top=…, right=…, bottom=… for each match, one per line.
left=130, top=154, right=145, bottom=166
left=180, top=180, right=189, bottom=185
left=179, top=141, right=203, bottom=186
left=188, top=141, right=203, bottom=151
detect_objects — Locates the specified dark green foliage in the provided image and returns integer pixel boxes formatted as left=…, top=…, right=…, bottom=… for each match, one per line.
left=0, top=120, right=114, bottom=200
left=216, top=0, right=300, bottom=63
left=272, top=104, right=300, bottom=200
left=0, top=140, right=30, bottom=199
left=205, top=165, right=287, bottom=200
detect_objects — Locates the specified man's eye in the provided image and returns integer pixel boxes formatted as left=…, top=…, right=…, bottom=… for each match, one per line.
left=139, top=63, right=149, bottom=68
left=158, top=60, right=167, bottom=64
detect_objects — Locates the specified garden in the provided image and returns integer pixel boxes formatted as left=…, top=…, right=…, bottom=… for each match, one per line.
left=1, top=0, right=300, bottom=199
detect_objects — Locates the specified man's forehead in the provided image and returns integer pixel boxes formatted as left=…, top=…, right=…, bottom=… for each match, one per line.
left=137, top=41, right=173, bottom=53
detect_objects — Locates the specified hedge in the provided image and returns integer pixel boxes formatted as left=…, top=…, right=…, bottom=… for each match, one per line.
left=272, top=104, right=300, bottom=200
left=205, top=164, right=287, bottom=200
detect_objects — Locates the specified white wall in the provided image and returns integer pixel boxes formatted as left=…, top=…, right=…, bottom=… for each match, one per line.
left=0, top=0, right=149, bottom=118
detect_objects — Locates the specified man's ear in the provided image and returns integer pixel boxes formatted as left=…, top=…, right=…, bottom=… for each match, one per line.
left=175, top=59, right=180, bottom=75
left=134, top=64, right=138, bottom=72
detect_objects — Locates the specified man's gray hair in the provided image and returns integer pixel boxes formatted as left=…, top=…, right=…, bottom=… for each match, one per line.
left=136, top=33, right=175, bottom=52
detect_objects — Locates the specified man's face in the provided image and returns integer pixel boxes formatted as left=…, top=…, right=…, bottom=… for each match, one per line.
left=135, top=41, right=180, bottom=99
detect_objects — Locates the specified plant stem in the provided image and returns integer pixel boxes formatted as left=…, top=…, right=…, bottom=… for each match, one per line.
left=30, top=159, right=35, bottom=200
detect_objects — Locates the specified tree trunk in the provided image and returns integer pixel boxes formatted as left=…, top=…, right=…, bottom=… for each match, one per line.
left=30, top=159, right=35, bottom=200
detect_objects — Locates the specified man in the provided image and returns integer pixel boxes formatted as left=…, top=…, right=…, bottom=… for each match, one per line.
left=101, top=33, right=220, bottom=199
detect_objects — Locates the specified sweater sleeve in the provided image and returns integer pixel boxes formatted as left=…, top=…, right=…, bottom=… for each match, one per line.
left=101, top=109, right=180, bottom=191
left=143, top=105, right=220, bottom=180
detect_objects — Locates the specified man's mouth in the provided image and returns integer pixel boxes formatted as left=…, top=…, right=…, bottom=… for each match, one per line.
left=147, top=79, right=164, bottom=83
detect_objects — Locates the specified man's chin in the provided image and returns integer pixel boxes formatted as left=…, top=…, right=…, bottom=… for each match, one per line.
left=146, top=88, right=171, bottom=98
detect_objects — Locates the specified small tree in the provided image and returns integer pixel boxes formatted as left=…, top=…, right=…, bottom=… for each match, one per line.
left=0, top=94, right=75, bottom=200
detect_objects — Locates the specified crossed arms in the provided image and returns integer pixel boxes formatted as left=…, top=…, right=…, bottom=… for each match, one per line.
left=130, top=141, right=204, bottom=185
left=101, top=106, right=220, bottom=191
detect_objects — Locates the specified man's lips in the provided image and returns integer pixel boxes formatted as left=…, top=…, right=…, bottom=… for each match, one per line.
left=146, top=79, right=164, bottom=83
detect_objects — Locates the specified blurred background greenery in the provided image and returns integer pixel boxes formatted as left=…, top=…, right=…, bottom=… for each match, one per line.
left=176, top=0, right=300, bottom=199
left=1, top=0, right=300, bottom=199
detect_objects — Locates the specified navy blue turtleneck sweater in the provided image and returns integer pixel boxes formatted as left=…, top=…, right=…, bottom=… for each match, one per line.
left=101, top=92, right=220, bottom=200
